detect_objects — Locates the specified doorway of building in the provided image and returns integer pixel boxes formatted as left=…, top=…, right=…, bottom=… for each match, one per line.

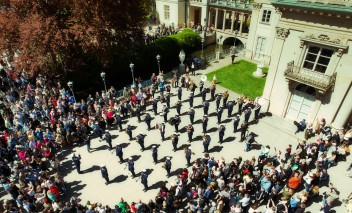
left=194, top=8, right=200, bottom=25
left=286, top=84, right=316, bottom=121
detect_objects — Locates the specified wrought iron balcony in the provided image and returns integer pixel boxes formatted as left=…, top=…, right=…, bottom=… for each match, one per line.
left=284, top=61, right=336, bottom=94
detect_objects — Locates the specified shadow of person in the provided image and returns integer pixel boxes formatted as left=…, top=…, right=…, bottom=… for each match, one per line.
left=81, top=165, right=100, bottom=174
left=109, top=175, right=128, bottom=184
left=149, top=180, right=168, bottom=190
left=223, top=136, right=236, bottom=143
left=130, top=155, right=142, bottom=162
left=208, top=145, right=223, bottom=153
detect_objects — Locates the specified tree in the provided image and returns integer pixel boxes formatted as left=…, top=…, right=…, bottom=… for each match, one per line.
left=0, top=0, right=149, bottom=76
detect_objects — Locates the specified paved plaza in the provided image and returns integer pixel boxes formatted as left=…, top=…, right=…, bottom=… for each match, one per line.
left=1, top=56, right=351, bottom=212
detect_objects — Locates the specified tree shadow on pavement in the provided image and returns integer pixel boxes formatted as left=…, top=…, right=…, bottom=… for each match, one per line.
left=110, top=175, right=128, bottom=184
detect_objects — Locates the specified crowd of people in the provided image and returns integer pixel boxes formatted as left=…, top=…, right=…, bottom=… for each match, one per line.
left=0, top=55, right=352, bottom=213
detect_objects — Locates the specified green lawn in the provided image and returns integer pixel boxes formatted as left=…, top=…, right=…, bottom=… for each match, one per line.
left=206, top=60, right=268, bottom=99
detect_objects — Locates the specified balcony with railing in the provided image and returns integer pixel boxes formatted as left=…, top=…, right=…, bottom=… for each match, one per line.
left=209, top=0, right=253, bottom=11
left=284, top=61, right=336, bottom=94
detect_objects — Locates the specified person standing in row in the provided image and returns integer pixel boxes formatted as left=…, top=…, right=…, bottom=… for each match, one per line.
left=202, top=115, right=208, bottom=133
left=137, top=133, right=145, bottom=152
left=201, top=87, right=207, bottom=102
left=164, top=157, right=172, bottom=178
left=174, top=115, right=181, bottom=132
left=162, top=104, right=169, bottom=122
left=219, top=125, right=226, bottom=144
left=145, top=113, right=151, bottom=131
left=165, top=92, right=171, bottom=109
left=233, top=115, right=240, bottom=133
left=240, top=121, right=249, bottom=142
left=115, top=142, right=124, bottom=163
left=203, top=134, right=211, bottom=153
left=116, top=114, right=123, bottom=131
left=176, top=100, right=182, bottom=116
left=244, top=108, right=252, bottom=123
left=152, top=99, right=158, bottom=115
left=105, top=130, right=112, bottom=151
left=159, top=122, right=166, bottom=141
left=185, top=147, right=192, bottom=167
left=237, top=96, right=244, bottom=114
left=136, top=105, right=142, bottom=123
left=189, top=107, right=195, bottom=124
left=171, top=132, right=179, bottom=152
left=254, top=102, right=261, bottom=121
left=177, top=86, right=182, bottom=100
left=222, top=91, right=229, bottom=107
left=217, top=107, right=223, bottom=124
left=152, top=145, right=158, bottom=164
left=100, top=165, right=109, bottom=185
left=227, top=100, right=236, bottom=118
left=126, top=124, right=133, bottom=141
left=199, top=80, right=204, bottom=94
left=189, top=91, right=194, bottom=108
left=210, top=83, right=216, bottom=100
left=141, top=169, right=148, bottom=192
left=128, top=157, right=136, bottom=178
left=86, top=135, right=91, bottom=153
left=72, top=153, right=82, bottom=174
left=203, top=100, right=209, bottom=115
left=216, top=94, right=222, bottom=111
left=187, top=124, right=194, bottom=142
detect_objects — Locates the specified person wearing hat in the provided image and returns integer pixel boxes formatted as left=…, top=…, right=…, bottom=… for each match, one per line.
left=203, top=134, right=211, bottom=153
left=175, top=100, right=182, bottom=116
left=94, top=122, right=103, bottom=141
left=100, top=165, right=109, bottom=185
left=187, top=124, right=194, bottom=142
left=144, top=113, right=152, bottom=131
left=216, top=94, right=222, bottom=111
left=128, top=157, right=136, bottom=178
left=116, top=114, right=123, bottom=131
left=174, top=115, right=181, bottom=132
left=240, top=121, right=249, bottom=142
left=217, top=106, right=224, bottom=124
left=126, top=124, right=133, bottom=141
left=152, top=145, right=158, bottom=164
left=164, top=157, right=172, bottom=177
left=185, top=147, right=192, bottom=167
left=218, top=124, right=226, bottom=144
left=201, top=87, right=207, bottom=102
left=244, top=107, right=252, bottom=123
left=189, top=91, right=194, bottom=108
left=203, top=100, right=209, bottom=116
left=237, top=96, right=244, bottom=114
left=105, top=130, right=112, bottom=150
left=171, top=132, right=179, bottom=152
left=222, top=90, right=229, bottom=107
left=233, top=115, right=241, bottom=133
left=115, top=142, right=124, bottom=163
left=72, top=153, right=82, bottom=174
left=135, top=105, right=142, bottom=122
left=162, top=104, right=169, bottom=122
left=210, top=83, right=216, bottom=100
left=141, top=169, right=149, bottom=192
left=202, top=115, right=208, bottom=133
left=159, top=122, right=166, bottom=141
left=227, top=100, right=236, bottom=118
left=165, top=92, right=171, bottom=109
left=152, top=98, right=158, bottom=115
left=177, top=85, right=182, bottom=101
left=137, top=133, right=145, bottom=152
left=188, top=108, right=195, bottom=124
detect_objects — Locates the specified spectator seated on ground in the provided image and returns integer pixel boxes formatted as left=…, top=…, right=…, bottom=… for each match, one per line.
left=294, top=119, right=306, bottom=134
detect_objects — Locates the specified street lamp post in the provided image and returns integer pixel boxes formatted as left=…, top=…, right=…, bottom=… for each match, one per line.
left=100, top=72, right=107, bottom=94
left=67, top=81, right=76, bottom=103
left=201, top=37, right=205, bottom=59
left=130, top=63, right=135, bottom=86
left=178, top=49, right=186, bottom=75
left=156, top=55, right=161, bottom=72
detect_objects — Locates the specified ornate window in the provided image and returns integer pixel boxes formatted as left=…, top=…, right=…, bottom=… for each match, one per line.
left=302, top=46, right=334, bottom=73
left=261, top=10, right=272, bottom=23
left=255, top=37, right=266, bottom=60
left=164, top=5, right=170, bottom=20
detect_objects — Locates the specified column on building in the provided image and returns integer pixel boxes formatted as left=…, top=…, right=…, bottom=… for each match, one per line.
left=222, top=10, right=227, bottom=31
left=215, top=8, right=219, bottom=29
left=261, top=27, right=290, bottom=112
left=230, top=11, right=235, bottom=32
left=332, top=84, right=352, bottom=130
left=208, top=9, right=212, bottom=27
left=239, top=13, right=244, bottom=34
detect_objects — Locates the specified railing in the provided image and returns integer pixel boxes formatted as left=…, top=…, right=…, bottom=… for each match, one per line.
left=209, top=0, right=253, bottom=9
left=284, top=61, right=336, bottom=93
